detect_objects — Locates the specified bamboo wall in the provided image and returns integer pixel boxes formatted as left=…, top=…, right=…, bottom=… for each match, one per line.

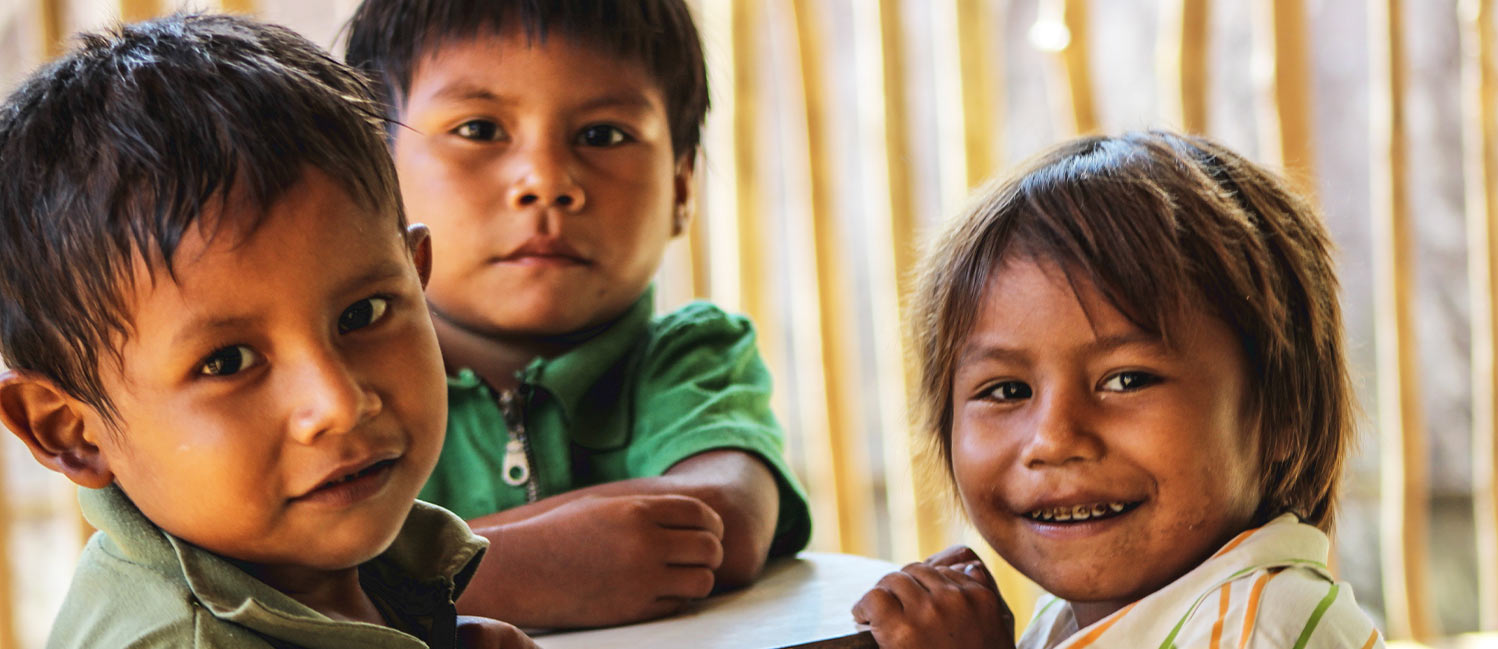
left=0, top=1, right=1495, bottom=647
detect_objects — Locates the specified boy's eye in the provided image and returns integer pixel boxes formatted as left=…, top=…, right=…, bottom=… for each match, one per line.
left=983, top=381, right=1033, bottom=401
left=453, top=119, right=504, bottom=142
left=576, top=124, right=629, bottom=147
left=199, top=345, right=259, bottom=377
left=1099, top=371, right=1161, bottom=392
left=338, top=296, right=390, bottom=334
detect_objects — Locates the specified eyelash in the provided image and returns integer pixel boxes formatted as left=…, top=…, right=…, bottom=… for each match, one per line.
left=976, top=371, right=1162, bottom=402
left=193, top=295, right=396, bottom=379
left=448, top=120, right=633, bottom=147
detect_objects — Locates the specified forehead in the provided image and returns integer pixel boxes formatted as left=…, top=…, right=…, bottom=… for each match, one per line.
left=962, top=257, right=1226, bottom=362
left=407, top=30, right=665, bottom=108
left=124, top=168, right=405, bottom=326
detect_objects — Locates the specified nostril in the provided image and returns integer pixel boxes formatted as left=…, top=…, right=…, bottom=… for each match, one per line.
left=555, top=195, right=573, bottom=207
left=518, top=194, right=539, bottom=206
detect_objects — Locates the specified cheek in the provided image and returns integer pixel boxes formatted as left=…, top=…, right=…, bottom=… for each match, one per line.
left=949, top=422, right=1006, bottom=507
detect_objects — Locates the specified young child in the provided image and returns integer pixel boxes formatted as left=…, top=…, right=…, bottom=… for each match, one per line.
left=0, top=14, right=534, bottom=648
left=853, top=131, right=1383, bottom=648
left=342, top=0, right=813, bottom=629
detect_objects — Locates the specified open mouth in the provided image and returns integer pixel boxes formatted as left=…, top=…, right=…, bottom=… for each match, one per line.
left=1024, top=500, right=1141, bottom=523
left=317, top=458, right=397, bottom=491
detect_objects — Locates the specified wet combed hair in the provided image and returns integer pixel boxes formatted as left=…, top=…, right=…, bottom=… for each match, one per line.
left=0, top=13, right=403, bottom=422
left=911, top=131, right=1353, bottom=531
left=343, top=0, right=709, bottom=157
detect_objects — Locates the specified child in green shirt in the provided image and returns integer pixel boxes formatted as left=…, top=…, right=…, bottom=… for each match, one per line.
left=344, top=0, right=813, bottom=629
left=0, top=14, right=532, bottom=649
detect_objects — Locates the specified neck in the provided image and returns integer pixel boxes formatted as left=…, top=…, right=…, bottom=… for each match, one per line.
left=429, top=307, right=575, bottom=392
left=243, top=563, right=384, bottom=625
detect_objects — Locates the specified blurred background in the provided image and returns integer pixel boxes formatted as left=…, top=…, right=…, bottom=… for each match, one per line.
left=1, top=0, right=1496, bottom=647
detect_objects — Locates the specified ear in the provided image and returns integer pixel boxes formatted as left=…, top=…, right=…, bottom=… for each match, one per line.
left=406, top=223, right=434, bottom=288
left=0, top=370, right=113, bottom=488
left=671, top=153, right=697, bottom=237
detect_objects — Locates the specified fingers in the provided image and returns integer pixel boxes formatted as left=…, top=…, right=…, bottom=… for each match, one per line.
left=924, top=544, right=982, bottom=568
left=658, top=525, right=724, bottom=568
left=637, top=494, right=726, bottom=538
left=454, top=616, right=539, bottom=649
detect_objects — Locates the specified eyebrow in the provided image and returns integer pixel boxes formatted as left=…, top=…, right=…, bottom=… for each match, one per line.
left=428, top=82, right=656, bottom=113
left=957, top=332, right=1164, bottom=366
left=169, top=260, right=409, bottom=348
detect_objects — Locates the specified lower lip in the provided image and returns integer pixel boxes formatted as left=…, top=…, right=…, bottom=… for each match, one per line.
left=1020, top=505, right=1140, bottom=539
left=296, top=460, right=397, bottom=507
left=498, top=255, right=586, bottom=268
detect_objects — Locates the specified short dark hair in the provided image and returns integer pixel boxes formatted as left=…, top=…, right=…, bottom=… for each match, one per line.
left=343, top=0, right=709, bottom=158
left=911, top=131, right=1353, bottom=531
left=0, top=13, right=402, bottom=421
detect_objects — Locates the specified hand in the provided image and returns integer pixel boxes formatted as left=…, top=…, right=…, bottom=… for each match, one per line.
left=480, top=493, right=724, bottom=626
left=455, top=615, right=538, bottom=649
left=851, top=545, right=1015, bottom=649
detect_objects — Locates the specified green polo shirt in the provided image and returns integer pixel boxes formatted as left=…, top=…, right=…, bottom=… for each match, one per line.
left=49, top=485, right=487, bottom=649
left=420, top=289, right=812, bottom=557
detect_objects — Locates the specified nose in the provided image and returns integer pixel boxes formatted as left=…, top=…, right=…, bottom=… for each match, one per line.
left=285, top=347, right=382, bottom=444
left=1020, top=384, right=1103, bottom=468
left=505, top=140, right=586, bottom=213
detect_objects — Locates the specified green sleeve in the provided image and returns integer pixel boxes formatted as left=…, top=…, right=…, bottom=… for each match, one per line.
left=626, top=302, right=813, bottom=556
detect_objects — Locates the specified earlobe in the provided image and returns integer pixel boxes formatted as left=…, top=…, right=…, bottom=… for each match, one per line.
left=0, top=370, right=113, bottom=488
left=406, top=223, right=434, bottom=288
left=672, top=154, right=697, bottom=237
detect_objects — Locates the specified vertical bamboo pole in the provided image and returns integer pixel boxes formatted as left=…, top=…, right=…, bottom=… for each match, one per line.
left=219, top=0, right=256, bottom=13
left=1032, top=0, right=1096, bottom=136
left=1158, top=0, right=1211, bottom=134
left=1369, top=0, right=1436, bottom=641
left=40, top=0, right=66, bottom=59
left=786, top=0, right=866, bottom=556
left=954, top=0, right=1003, bottom=187
left=119, top=0, right=161, bottom=22
left=848, top=0, right=934, bottom=563
left=0, top=450, right=14, bottom=649
left=1462, top=0, right=1498, bottom=631
left=696, top=1, right=740, bottom=311
left=1251, top=0, right=1318, bottom=198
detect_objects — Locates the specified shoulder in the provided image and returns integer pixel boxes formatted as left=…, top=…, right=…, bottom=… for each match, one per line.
left=648, top=301, right=756, bottom=345
left=1241, top=568, right=1383, bottom=649
left=49, top=539, right=269, bottom=649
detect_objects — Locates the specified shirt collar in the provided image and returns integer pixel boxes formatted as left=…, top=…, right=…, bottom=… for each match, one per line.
left=522, top=286, right=655, bottom=421
left=80, top=485, right=486, bottom=648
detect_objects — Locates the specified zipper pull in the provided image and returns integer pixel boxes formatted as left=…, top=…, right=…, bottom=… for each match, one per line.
left=502, top=438, right=531, bottom=486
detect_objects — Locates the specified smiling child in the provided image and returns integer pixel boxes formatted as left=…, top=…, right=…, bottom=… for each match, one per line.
left=0, top=14, right=531, bottom=648
left=853, top=131, right=1383, bottom=648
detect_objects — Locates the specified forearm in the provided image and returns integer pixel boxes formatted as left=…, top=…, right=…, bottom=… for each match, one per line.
left=456, top=451, right=781, bottom=626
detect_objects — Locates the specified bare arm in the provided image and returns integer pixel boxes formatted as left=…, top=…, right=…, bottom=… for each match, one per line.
left=455, top=449, right=781, bottom=628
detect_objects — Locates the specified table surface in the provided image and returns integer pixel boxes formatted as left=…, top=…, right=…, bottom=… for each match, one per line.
left=530, top=552, right=897, bottom=649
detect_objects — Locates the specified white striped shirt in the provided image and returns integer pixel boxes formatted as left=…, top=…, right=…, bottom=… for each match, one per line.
left=1017, top=514, right=1384, bottom=649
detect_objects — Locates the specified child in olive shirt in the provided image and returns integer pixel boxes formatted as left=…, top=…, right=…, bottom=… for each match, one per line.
left=0, top=14, right=532, bottom=649
left=345, top=0, right=813, bottom=628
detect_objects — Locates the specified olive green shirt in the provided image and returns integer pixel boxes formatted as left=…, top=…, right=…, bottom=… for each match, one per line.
left=420, top=288, right=812, bottom=557
left=49, top=485, right=487, bottom=649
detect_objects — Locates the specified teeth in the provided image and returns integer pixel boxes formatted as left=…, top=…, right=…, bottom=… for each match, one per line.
left=1027, top=501, right=1132, bottom=522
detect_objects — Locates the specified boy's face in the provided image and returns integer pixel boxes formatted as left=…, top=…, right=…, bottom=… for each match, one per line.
left=86, top=168, right=446, bottom=576
left=949, top=257, right=1262, bottom=614
left=393, top=31, right=688, bottom=338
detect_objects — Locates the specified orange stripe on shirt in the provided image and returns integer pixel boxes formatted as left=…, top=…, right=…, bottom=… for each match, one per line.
left=1211, top=526, right=1261, bottom=560
left=1359, top=628, right=1380, bottom=649
left=1237, top=569, right=1283, bottom=649
left=1068, top=602, right=1138, bottom=649
left=1210, top=581, right=1232, bottom=649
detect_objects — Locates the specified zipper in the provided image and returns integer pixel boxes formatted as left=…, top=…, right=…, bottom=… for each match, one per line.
left=496, top=388, right=539, bottom=503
